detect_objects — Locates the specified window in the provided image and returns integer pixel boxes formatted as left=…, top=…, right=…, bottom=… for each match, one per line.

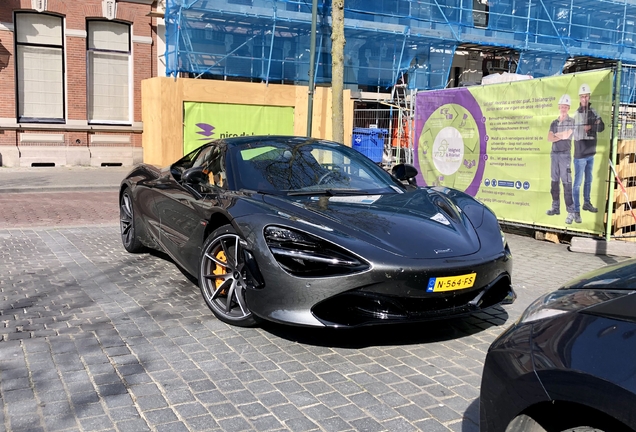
left=15, top=13, right=65, bottom=122
left=87, top=20, right=131, bottom=124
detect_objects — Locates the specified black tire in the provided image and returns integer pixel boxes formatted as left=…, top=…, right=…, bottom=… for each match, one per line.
left=120, top=188, right=144, bottom=253
left=561, top=428, right=604, bottom=432
left=199, top=224, right=256, bottom=327
left=505, top=415, right=604, bottom=432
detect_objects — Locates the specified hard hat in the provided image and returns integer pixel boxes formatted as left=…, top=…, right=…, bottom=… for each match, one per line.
left=558, top=94, right=571, bottom=105
left=579, top=83, right=591, bottom=95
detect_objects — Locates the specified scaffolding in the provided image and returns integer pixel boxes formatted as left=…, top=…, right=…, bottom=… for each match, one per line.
left=166, top=0, right=636, bottom=100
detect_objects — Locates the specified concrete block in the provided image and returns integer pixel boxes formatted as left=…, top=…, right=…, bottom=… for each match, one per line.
left=89, top=146, right=135, bottom=167
left=66, top=146, right=91, bottom=166
left=570, top=236, right=636, bottom=257
left=18, top=145, right=67, bottom=167
left=0, top=146, right=20, bottom=167
left=132, top=147, right=143, bottom=165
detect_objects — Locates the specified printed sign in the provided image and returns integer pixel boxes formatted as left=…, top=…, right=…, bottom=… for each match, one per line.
left=183, top=102, right=295, bottom=155
left=415, top=69, right=613, bottom=235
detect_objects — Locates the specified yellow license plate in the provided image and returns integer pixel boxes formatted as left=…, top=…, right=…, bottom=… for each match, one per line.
left=427, top=273, right=476, bottom=292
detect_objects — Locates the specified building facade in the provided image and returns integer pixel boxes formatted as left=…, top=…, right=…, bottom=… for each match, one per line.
left=0, top=0, right=158, bottom=167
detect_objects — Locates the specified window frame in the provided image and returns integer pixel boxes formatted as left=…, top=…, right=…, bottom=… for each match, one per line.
left=86, top=19, right=133, bottom=125
left=14, top=11, right=66, bottom=124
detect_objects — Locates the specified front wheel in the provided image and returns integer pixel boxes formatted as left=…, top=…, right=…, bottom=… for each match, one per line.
left=505, top=415, right=605, bottom=432
left=199, top=224, right=256, bottom=327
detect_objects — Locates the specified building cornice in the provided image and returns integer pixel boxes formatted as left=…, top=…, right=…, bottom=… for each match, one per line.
left=0, top=119, right=143, bottom=133
left=120, top=0, right=154, bottom=5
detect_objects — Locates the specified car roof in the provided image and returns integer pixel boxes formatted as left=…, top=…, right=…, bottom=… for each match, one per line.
left=214, top=135, right=341, bottom=149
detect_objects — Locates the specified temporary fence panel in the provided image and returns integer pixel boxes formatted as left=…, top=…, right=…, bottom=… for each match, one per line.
left=352, top=107, right=413, bottom=165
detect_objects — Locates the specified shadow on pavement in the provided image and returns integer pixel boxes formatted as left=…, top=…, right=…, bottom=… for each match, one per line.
left=463, top=398, right=480, bottom=432
left=142, top=245, right=511, bottom=348
left=259, top=307, right=509, bottom=349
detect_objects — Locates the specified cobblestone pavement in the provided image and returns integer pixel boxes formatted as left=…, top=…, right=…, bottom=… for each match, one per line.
left=0, top=192, right=119, bottom=229
left=0, top=166, right=129, bottom=193
left=0, top=222, right=620, bottom=432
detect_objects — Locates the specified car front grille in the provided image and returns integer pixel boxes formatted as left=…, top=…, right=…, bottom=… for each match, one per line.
left=311, top=274, right=512, bottom=327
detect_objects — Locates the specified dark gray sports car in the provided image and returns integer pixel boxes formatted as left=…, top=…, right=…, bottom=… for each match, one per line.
left=119, top=136, right=514, bottom=327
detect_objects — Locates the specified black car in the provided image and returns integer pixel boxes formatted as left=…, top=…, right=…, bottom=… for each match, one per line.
left=119, top=136, right=514, bottom=327
left=480, top=259, right=636, bottom=432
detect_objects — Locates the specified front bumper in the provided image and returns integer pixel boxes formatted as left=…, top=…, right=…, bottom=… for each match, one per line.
left=245, top=244, right=513, bottom=328
left=312, top=272, right=513, bottom=327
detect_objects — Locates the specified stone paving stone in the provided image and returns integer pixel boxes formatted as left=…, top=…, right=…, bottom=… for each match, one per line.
left=0, top=224, right=623, bottom=431
left=284, top=416, right=320, bottom=432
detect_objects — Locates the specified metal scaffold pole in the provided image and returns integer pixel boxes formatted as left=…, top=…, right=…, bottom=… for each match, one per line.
left=606, top=61, right=622, bottom=241
left=306, top=0, right=318, bottom=137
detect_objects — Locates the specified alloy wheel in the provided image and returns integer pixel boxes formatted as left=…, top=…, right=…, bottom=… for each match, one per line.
left=200, top=233, right=252, bottom=322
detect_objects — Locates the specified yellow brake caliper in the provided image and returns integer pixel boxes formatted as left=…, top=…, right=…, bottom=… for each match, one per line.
left=213, top=250, right=228, bottom=291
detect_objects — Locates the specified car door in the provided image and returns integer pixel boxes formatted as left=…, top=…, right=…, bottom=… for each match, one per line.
left=153, top=144, right=226, bottom=276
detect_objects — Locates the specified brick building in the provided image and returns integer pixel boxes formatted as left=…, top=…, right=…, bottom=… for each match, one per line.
left=0, top=0, right=158, bottom=167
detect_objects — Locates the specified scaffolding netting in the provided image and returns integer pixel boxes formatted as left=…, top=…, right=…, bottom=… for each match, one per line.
left=165, top=0, right=636, bottom=100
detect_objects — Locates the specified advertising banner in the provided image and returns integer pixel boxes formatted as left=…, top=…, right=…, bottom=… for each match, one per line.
left=414, top=69, right=613, bottom=235
left=183, top=102, right=295, bottom=154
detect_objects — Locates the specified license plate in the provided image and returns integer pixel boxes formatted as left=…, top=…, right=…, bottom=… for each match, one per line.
left=427, top=273, right=476, bottom=292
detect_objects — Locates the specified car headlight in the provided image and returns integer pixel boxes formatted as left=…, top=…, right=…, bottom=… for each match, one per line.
left=518, top=289, right=627, bottom=324
left=264, top=226, right=369, bottom=277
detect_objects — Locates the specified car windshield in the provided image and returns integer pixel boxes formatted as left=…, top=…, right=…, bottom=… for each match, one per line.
left=228, top=138, right=404, bottom=195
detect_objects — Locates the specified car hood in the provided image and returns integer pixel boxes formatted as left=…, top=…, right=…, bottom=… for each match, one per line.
left=261, top=189, right=481, bottom=259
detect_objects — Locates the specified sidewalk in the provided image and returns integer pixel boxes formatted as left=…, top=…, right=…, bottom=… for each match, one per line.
left=0, top=165, right=132, bottom=193
left=0, top=166, right=129, bottom=228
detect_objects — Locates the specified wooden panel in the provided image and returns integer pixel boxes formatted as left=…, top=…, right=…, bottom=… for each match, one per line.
left=313, top=87, right=331, bottom=140
left=141, top=77, right=355, bottom=165
left=180, top=79, right=298, bottom=107
left=343, top=89, right=354, bottom=147
left=615, top=186, right=636, bottom=204
left=618, top=162, right=636, bottom=179
left=141, top=78, right=162, bottom=165
left=294, top=86, right=308, bottom=137
left=619, top=140, right=636, bottom=155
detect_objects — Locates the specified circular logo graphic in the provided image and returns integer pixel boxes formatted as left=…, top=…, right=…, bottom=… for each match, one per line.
left=415, top=91, right=487, bottom=196
left=492, top=179, right=498, bottom=187
left=484, top=179, right=490, bottom=187
left=417, top=100, right=483, bottom=191
left=523, top=181, right=530, bottom=190
left=515, top=181, right=522, bottom=189
left=432, top=127, right=464, bottom=176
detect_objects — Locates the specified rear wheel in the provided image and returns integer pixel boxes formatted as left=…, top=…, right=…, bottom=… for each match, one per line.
left=199, top=224, right=256, bottom=327
left=120, top=188, right=144, bottom=253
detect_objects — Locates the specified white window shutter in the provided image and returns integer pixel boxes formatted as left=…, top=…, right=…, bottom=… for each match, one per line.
left=16, top=13, right=64, bottom=121
left=87, top=21, right=131, bottom=124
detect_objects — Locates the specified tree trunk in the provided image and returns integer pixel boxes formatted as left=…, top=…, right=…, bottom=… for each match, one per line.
left=331, top=0, right=345, bottom=144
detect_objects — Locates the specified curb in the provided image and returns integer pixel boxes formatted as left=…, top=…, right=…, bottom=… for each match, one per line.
left=0, top=185, right=120, bottom=194
left=569, top=236, right=636, bottom=258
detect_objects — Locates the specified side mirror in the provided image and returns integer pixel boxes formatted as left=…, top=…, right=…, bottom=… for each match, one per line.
left=182, top=166, right=207, bottom=184
left=392, top=164, right=418, bottom=182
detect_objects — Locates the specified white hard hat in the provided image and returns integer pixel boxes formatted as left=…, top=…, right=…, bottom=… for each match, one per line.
left=579, top=83, right=591, bottom=95
left=558, top=94, right=571, bottom=105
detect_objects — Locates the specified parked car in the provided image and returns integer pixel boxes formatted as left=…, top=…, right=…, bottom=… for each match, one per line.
left=119, top=136, right=514, bottom=327
left=480, top=259, right=636, bottom=432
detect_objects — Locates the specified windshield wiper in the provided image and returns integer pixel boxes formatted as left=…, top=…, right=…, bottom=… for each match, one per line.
left=240, top=188, right=275, bottom=195
left=287, top=189, right=365, bottom=196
